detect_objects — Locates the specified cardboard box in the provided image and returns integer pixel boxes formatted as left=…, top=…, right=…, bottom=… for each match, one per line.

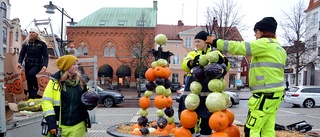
left=5, top=101, right=13, bottom=121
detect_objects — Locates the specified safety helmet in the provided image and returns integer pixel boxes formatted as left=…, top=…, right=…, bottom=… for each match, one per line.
left=81, top=90, right=100, bottom=110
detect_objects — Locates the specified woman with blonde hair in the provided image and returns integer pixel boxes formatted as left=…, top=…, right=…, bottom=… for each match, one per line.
left=42, top=55, right=93, bottom=137
left=18, top=27, right=49, bottom=99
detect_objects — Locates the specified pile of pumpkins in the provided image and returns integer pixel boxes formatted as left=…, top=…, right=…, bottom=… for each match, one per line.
left=130, top=58, right=176, bottom=136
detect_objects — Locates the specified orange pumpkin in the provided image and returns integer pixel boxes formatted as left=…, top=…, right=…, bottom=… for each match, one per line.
left=153, top=66, right=166, bottom=78
left=145, top=68, right=157, bottom=81
left=131, top=123, right=142, bottom=131
left=163, top=66, right=171, bottom=79
left=154, top=95, right=169, bottom=109
left=164, top=123, right=176, bottom=133
left=180, top=110, right=198, bottom=129
left=222, top=109, right=235, bottom=126
left=130, top=130, right=142, bottom=136
left=210, top=131, right=229, bottom=137
left=209, top=111, right=229, bottom=132
left=13, top=79, right=23, bottom=94
left=4, top=83, right=13, bottom=93
left=171, top=127, right=178, bottom=134
left=38, top=76, right=49, bottom=91
left=139, top=96, right=151, bottom=109
left=173, top=127, right=192, bottom=137
left=223, top=124, right=240, bottom=137
left=153, top=127, right=169, bottom=136
left=166, top=96, right=173, bottom=107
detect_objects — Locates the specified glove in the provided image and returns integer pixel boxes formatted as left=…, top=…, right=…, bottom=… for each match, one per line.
left=192, top=55, right=200, bottom=67
left=187, top=55, right=200, bottom=69
left=206, top=36, right=218, bottom=48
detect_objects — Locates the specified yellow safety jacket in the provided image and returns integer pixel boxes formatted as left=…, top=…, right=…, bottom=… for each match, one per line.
left=216, top=38, right=287, bottom=93
left=181, top=47, right=211, bottom=73
left=42, top=78, right=61, bottom=118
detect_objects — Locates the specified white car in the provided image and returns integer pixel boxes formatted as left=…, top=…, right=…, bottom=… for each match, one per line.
left=284, top=86, right=320, bottom=108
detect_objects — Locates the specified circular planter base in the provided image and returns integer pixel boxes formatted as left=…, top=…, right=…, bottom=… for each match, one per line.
left=106, top=122, right=175, bottom=137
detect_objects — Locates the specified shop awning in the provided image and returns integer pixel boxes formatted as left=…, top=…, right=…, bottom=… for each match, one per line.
left=98, top=64, right=113, bottom=77
left=116, top=65, right=131, bottom=77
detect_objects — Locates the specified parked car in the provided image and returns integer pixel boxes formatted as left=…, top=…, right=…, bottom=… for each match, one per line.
left=175, top=87, right=240, bottom=108
left=96, top=86, right=125, bottom=108
left=171, top=82, right=181, bottom=92
left=137, top=83, right=147, bottom=93
left=284, top=86, right=320, bottom=108
left=236, top=79, right=245, bottom=90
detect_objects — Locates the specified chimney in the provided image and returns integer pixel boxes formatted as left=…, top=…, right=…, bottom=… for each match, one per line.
left=178, top=20, right=184, bottom=26
left=153, top=0, right=158, bottom=10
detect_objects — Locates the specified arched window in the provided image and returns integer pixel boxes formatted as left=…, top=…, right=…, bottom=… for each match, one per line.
left=110, top=46, right=115, bottom=56
left=83, top=46, right=88, bottom=55
left=3, top=27, right=7, bottom=45
left=77, top=46, right=83, bottom=55
left=104, top=46, right=109, bottom=56
left=1, top=2, right=6, bottom=18
left=15, top=29, right=19, bottom=41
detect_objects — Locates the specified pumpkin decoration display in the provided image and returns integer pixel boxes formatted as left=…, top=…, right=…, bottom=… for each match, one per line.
left=175, top=49, right=240, bottom=136
left=131, top=48, right=176, bottom=136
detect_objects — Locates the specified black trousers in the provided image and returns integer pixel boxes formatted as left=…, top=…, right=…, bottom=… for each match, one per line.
left=25, top=65, right=42, bottom=99
left=178, top=94, right=212, bottom=135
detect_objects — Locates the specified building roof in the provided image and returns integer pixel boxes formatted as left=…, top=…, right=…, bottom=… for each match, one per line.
left=155, top=23, right=197, bottom=40
left=305, top=0, right=320, bottom=12
left=76, top=7, right=157, bottom=27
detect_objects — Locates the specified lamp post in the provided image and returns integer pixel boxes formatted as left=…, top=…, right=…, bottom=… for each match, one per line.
left=44, top=1, right=76, bottom=56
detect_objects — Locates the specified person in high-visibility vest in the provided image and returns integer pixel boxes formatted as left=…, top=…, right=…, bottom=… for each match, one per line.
left=207, top=17, right=287, bottom=137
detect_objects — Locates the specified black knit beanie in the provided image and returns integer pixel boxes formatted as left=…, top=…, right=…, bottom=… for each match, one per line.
left=194, top=30, right=209, bottom=41
left=253, top=17, right=277, bottom=33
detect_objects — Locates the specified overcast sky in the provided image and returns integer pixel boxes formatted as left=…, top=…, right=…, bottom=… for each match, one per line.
left=9, top=0, right=308, bottom=42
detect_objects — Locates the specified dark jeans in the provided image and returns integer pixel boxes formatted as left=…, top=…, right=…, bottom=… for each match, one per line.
left=25, top=65, right=42, bottom=99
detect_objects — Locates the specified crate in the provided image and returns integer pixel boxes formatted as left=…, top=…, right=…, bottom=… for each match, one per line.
left=287, top=120, right=313, bottom=133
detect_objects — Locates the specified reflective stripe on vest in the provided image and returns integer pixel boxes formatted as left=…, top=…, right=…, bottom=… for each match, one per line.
left=43, top=109, right=55, bottom=116
left=245, top=42, right=251, bottom=56
left=250, top=38, right=285, bottom=91
left=250, top=81, right=284, bottom=91
left=42, top=96, right=61, bottom=106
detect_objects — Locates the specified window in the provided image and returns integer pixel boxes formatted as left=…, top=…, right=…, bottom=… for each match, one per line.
left=104, top=47, right=109, bottom=56
left=77, top=46, right=83, bottom=55
left=1, top=2, right=6, bottom=18
left=136, top=21, right=146, bottom=27
left=185, top=38, right=191, bottom=48
left=312, top=35, right=317, bottom=50
left=172, top=55, right=180, bottom=65
left=3, top=27, right=7, bottom=45
left=110, top=47, right=115, bottom=56
left=118, top=20, right=126, bottom=26
left=83, top=46, right=88, bottom=55
left=15, top=29, right=19, bottom=41
left=172, top=73, right=179, bottom=83
left=99, top=20, right=107, bottom=26
left=313, top=12, right=318, bottom=27
left=229, top=57, right=236, bottom=68
left=132, top=47, right=137, bottom=57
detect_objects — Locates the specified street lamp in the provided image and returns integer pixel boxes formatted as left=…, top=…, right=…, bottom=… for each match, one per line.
left=44, top=1, right=76, bottom=56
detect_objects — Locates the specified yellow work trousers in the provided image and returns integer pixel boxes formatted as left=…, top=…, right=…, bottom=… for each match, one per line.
left=46, top=121, right=86, bottom=137
left=244, top=91, right=284, bottom=137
